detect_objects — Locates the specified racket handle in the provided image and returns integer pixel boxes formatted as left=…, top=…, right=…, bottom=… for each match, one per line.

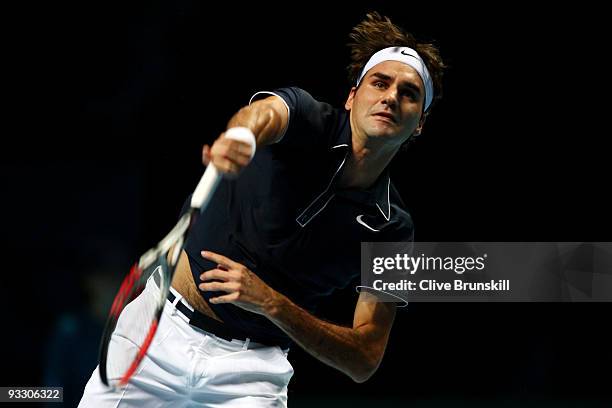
left=190, top=127, right=256, bottom=210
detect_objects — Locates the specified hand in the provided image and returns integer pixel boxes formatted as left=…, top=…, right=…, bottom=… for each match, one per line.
left=198, top=250, right=280, bottom=316
left=202, top=132, right=254, bottom=177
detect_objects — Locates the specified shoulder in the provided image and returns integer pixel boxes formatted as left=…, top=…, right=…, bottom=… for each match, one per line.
left=255, top=87, right=345, bottom=150
left=272, top=87, right=336, bottom=124
left=251, top=87, right=320, bottom=112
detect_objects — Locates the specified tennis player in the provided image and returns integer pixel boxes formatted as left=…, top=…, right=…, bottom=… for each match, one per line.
left=79, top=11, right=445, bottom=407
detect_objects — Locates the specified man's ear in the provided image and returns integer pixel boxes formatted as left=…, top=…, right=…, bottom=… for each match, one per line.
left=345, top=87, right=357, bottom=111
left=413, top=112, right=428, bottom=137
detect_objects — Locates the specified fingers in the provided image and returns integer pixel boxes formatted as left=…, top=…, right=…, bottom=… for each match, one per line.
left=198, top=266, right=240, bottom=295
left=204, top=135, right=254, bottom=176
left=198, top=251, right=249, bottom=302
left=213, top=140, right=251, bottom=166
left=212, top=156, right=241, bottom=175
left=198, top=280, right=240, bottom=293
left=199, top=268, right=232, bottom=282
left=201, top=250, right=241, bottom=270
left=224, top=138, right=253, bottom=160
left=209, top=293, right=239, bottom=304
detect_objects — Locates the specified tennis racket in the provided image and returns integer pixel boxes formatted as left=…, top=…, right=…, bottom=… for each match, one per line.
left=98, top=127, right=256, bottom=389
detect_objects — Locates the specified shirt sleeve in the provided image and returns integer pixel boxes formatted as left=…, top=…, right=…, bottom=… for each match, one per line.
left=249, top=87, right=336, bottom=150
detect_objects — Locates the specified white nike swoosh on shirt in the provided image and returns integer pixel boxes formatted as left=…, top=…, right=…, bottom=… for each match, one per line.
left=356, top=215, right=380, bottom=232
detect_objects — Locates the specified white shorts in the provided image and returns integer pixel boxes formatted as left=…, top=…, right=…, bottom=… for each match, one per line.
left=78, top=278, right=294, bottom=407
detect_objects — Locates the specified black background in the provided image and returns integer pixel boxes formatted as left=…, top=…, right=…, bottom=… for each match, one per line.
left=2, top=1, right=610, bottom=406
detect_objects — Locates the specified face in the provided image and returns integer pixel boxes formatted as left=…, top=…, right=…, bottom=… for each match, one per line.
left=345, top=60, right=427, bottom=145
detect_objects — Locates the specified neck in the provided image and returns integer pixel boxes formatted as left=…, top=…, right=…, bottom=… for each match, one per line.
left=338, top=129, right=400, bottom=190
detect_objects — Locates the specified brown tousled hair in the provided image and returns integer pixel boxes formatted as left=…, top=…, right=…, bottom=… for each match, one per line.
left=347, top=12, right=446, bottom=113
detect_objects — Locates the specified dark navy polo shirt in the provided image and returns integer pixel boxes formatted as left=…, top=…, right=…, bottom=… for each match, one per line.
left=182, top=87, right=414, bottom=347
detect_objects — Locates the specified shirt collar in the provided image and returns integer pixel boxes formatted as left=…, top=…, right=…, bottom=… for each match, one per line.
left=333, top=166, right=392, bottom=221
left=330, top=117, right=392, bottom=221
left=295, top=112, right=394, bottom=228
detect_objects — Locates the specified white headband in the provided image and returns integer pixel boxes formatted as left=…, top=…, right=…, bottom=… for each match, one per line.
left=357, top=46, right=434, bottom=111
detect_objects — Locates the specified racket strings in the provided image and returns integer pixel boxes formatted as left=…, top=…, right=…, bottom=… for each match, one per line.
left=104, top=264, right=166, bottom=386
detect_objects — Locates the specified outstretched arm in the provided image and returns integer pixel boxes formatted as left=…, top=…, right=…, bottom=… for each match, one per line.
left=204, top=96, right=288, bottom=175
left=228, top=96, right=288, bottom=146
